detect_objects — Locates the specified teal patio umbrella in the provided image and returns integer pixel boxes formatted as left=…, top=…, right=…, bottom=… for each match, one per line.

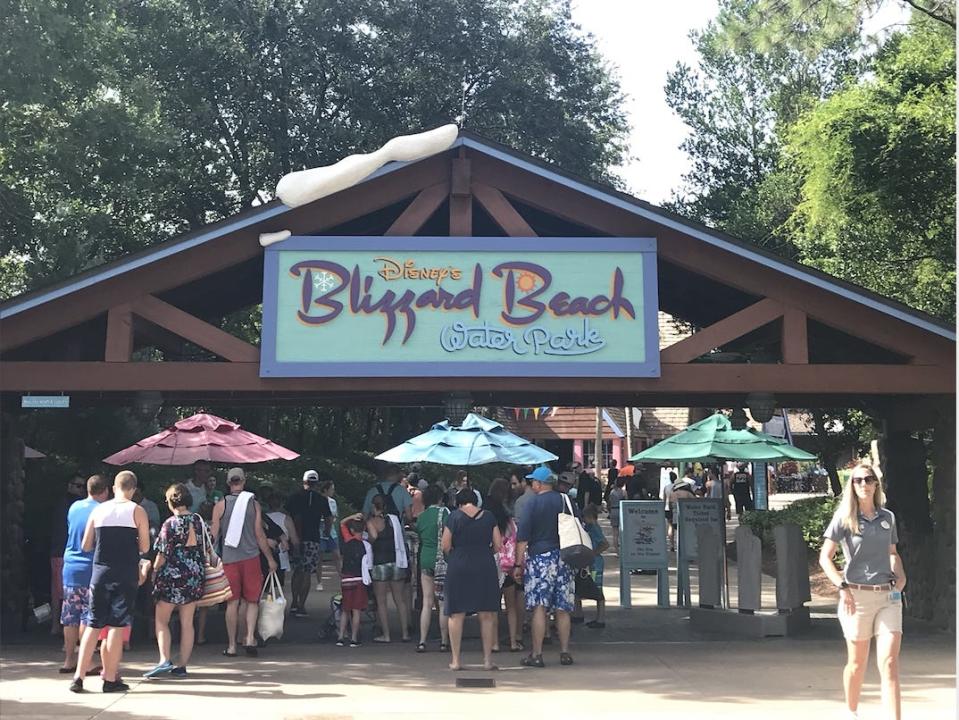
left=375, top=413, right=558, bottom=466
left=629, top=412, right=817, bottom=463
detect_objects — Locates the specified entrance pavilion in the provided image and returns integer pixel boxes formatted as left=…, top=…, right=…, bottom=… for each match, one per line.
left=0, top=131, right=954, bottom=625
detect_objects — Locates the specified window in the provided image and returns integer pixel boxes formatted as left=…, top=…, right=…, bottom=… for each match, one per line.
left=583, top=439, right=613, bottom=470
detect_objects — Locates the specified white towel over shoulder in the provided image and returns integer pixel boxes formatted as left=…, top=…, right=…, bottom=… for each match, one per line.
left=224, top=491, right=254, bottom=548
left=388, top=514, right=408, bottom=569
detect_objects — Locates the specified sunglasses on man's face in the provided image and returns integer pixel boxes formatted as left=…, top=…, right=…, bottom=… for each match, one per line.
left=852, top=476, right=878, bottom=485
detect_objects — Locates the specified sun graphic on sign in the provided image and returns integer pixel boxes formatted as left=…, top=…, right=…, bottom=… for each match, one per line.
left=515, top=271, right=539, bottom=292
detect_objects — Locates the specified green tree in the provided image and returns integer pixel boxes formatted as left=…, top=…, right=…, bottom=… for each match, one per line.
left=664, top=0, right=859, bottom=255
left=783, top=17, right=956, bottom=321
left=1, top=0, right=628, bottom=292
left=718, top=0, right=955, bottom=55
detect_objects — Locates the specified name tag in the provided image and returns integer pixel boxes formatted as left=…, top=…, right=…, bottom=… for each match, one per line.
left=889, top=591, right=902, bottom=602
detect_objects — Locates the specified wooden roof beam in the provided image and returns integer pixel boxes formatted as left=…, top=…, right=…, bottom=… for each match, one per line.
left=104, top=305, right=133, bottom=362
left=2, top=361, right=952, bottom=395
left=449, top=154, right=472, bottom=236
left=384, top=182, right=449, bottom=236
left=472, top=183, right=537, bottom=237
left=130, top=295, right=259, bottom=363
left=661, top=298, right=784, bottom=364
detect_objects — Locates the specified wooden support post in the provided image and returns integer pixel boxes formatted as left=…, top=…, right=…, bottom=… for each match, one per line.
left=131, top=295, right=260, bottom=362
left=105, top=304, right=134, bottom=362
left=661, top=298, right=784, bottom=364
left=472, top=182, right=536, bottom=236
left=450, top=156, right=472, bottom=236
left=385, top=182, right=449, bottom=236
left=782, top=308, right=809, bottom=364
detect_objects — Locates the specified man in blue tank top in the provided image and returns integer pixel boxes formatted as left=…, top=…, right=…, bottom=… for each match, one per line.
left=59, top=474, right=109, bottom=673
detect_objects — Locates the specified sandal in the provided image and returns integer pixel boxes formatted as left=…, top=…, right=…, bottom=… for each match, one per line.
left=59, top=666, right=77, bottom=674
left=416, top=642, right=427, bottom=653
left=521, top=654, right=545, bottom=668
left=483, top=663, right=500, bottom=671
left=560, top=652, right=574, bottom=666
left=509, top=641, right=524, bottom=652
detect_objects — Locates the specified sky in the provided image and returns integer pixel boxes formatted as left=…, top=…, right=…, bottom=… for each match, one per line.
left=569, top=0, right=912, bottom=205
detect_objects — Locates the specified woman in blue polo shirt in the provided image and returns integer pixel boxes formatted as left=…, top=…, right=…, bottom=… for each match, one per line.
left=820, top=463, right=906, bottom=720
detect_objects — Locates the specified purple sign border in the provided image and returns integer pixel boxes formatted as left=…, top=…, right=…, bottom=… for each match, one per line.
left=260, top=236, right=659, bottom=378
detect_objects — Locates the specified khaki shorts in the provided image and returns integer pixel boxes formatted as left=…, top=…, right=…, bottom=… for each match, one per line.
left=838, top=587, right=903, bottom=640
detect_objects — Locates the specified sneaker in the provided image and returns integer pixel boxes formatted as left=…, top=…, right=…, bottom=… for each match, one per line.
left=143, top=660, right=174, bottom=678
left=69, top=678, right=83, bottom=693
left=102, top=679, right=130, bottom=693
left=316, top=582, right=324, bottom=591
left=292, top=608, right=308, bottom=618
left=335, top=639, right=345, bottom=647
left=170, top=666, right=187, bottom=678
left=349, top=640, right=361, bottom=648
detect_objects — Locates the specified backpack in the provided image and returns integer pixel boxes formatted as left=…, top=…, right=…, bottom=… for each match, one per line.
left=376, top=482, right=401, bottom=517
left=497, top=519, right=517, bottom=573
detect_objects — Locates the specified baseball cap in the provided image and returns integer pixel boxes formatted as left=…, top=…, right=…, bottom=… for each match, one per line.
left=303, top=470, right=319, bottom=483
left=227, top=467, right=245, bottom=483
left=526, top=466, right=556, bottom=484
left=557, top=471, right=576, bottom=486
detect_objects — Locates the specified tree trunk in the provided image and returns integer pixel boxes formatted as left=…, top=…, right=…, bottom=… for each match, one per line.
left=1, top=411, right=27, bottom=630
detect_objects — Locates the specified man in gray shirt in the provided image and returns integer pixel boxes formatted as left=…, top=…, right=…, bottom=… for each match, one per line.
left=211, top=468, right=276, bottom=657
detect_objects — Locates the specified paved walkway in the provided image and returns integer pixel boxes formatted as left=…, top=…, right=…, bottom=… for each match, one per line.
left=1, top=497, right=953, bottom=719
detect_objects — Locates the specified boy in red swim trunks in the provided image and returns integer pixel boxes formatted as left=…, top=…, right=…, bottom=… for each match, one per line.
left=336, top=515, right=372, bottom=647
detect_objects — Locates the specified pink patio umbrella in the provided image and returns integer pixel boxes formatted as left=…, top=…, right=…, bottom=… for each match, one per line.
left=103, top=413, right=299, bottom=466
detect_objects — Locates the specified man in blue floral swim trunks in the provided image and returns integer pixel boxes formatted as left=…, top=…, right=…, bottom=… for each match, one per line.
left=513, top=466, right=579, bottom=668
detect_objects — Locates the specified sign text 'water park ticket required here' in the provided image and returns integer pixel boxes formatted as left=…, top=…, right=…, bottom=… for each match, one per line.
left=260, top=237, right=659, bottom=377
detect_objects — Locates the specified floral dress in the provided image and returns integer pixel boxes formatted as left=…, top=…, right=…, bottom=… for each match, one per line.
left=152, top=513, right=204, bottom=605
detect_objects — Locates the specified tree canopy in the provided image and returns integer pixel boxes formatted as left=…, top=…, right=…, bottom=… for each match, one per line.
left=666, top=0, right=955, bottom=322
left=1, top=0, right=628, bottom=295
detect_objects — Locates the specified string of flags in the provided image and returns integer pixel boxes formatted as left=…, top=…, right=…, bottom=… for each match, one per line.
left=510, top=407, right=554, bottom=420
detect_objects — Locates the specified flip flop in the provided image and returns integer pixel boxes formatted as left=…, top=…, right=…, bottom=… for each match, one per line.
left=222, top=649, right=238, bottom=657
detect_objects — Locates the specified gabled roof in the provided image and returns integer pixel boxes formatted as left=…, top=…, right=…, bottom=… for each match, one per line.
left=2, top=131, right=953, bottom=343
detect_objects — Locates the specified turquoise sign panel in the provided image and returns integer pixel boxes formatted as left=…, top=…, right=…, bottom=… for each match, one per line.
left=260, top=236, right=659, bottom=377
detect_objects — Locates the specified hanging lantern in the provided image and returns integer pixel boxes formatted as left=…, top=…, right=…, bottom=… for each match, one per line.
left=443, top=393, right=473, bottom=426
left=746, top=392, right=777, bottom=423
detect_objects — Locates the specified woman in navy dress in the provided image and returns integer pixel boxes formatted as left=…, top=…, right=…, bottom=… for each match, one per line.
left=441, top=488, right=503, bottom=671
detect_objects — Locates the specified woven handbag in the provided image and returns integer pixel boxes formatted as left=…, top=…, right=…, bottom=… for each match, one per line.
left=197, top=516, right=233, bottom=607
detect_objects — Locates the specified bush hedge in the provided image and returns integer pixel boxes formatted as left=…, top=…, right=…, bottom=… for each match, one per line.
left=740, top=495, right=840, bottom=555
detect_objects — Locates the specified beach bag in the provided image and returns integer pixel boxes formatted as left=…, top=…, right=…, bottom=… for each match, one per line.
left=257, top=571, right=286, bottom=641
left=497, top=519, right=517, bottom=574
left=574, top=568, right=605, bottom=601
left=558, top=493, right=593, bottom=569
left=433, top=508, right=448, bottom=601
left=197, top=517, right=233, bottom=608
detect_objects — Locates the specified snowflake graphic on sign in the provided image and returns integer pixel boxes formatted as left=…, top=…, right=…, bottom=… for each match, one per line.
left=313, top=271, right=336, bottom=292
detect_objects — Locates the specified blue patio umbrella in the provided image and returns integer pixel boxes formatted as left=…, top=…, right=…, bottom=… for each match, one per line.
left=375, top=413, right=558, bottom=466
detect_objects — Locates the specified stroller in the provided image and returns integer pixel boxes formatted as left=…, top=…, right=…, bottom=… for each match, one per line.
left=318, top=593, right=343, bottom=641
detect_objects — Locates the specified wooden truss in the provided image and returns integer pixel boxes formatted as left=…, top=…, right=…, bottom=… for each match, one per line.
left=0, top=145, right=953, bottom=405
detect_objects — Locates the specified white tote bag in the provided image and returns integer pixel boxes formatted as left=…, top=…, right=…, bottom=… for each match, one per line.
left=557, top=493, right=594, bottom=569
left=257, top=571, right=286, bottom=641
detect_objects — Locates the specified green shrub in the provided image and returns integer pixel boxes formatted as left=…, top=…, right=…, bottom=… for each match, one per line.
left=741, top=496, right=840, bottom=555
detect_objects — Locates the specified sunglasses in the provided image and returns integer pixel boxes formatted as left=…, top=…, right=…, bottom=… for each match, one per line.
left=852, top=476, right=878, bottom=485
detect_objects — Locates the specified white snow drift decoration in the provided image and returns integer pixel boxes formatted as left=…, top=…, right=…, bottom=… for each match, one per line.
left=259, top=230, right=292, bottom=248
left=275, top=124, right=459, bottom=209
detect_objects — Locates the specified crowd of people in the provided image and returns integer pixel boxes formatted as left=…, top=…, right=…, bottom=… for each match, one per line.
left=52, top=459, right=624, bottom=690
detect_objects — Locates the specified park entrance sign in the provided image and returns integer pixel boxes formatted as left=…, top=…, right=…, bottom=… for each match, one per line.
left=260, top=236, right=659, bottom=377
